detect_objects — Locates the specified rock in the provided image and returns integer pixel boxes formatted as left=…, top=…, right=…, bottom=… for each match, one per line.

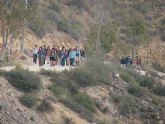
left=16, top=107, right=24, bottom=112
left=159, top=120, right=164, bottom=124
left=6, top=111, right=10, bottom=115
left=156, top=116, right=160, bottom=119
left=7, top=90, right=13, bottom=96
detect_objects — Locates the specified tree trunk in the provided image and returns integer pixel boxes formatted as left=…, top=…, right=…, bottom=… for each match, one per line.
left=95, top=0, right=103, bottom=54
left=20, top=28, right=24, bottom=52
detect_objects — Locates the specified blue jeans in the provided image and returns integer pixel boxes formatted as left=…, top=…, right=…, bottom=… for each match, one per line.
left=61, top=58, right=66, bottom=66
left=70, top=58, right=74, bottom=66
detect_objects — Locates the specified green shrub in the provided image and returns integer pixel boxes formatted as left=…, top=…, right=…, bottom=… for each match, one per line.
left=139, top=76, right=154, bottom=88
left=69, top=0, right=90, bottom=11
left=112, top=93, right=122, bottom=104
left=71, top=68, right=98, bottom=87
left=73, top=93, right=96, bottom=113
left=70, top=59, right=112, bottom=86
left=49, top=85, right=71, bottom=99
left=62, top=115, right=75, bottom=124
left=50, top=71, right=80, bottom=95
left=5, top=69, right=41, bottom=92
left=27, top=9, right=47, bottom=38
left=44, top=9, right=61, bottom=24
left=37, top=99, right=53, bottom=112
left=57, top=18, right=83, bottom=40
left=127, top=83, right=144, bottom=97
left=120, top=72, right=136, bottom=84
left=152, top=62, right=165, bottom=73
left=61, top=98, right=94, bottom=122
left=118, top=95, right=137, bottom=116
left=40, top=69, right=56, bottom=77
left=19, top=94, right=37, bottom=108
left=153, top=84, right=165, bottom=96
left=120, top=69, right=155, bottom=89
left=97, top=119, right=111, bottom=124
left=30, top=115, right=35, bottom=122
left=49, top=0, right=62, bottom=13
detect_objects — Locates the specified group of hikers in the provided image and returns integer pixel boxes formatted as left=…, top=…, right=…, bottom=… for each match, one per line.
left=120, top=56, right=142, bottom=70
left=32, top=45, right=85, bottom=67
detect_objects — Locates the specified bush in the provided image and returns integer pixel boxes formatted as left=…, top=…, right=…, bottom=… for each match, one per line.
left=127, top=83, right=144, bottom=97
left=69, top=0, right=90, bottom=11
left=62, top=115, right=75, bottom=124
left=120, top=68, right=155, bottom=89
left=139, top=76, right=154, bottom=88
left=49, top=85, right=71, bottom=99
left=70, top=58, right=112, bottom=87
left=27, top=10, right=47, bottom=38
left=44, top=9, right=61, bottom=24
left=152, top=62, right=165, bottom=73
left=112, top=93, right=122, bottom=104
left=5, top=69, right=41, bottom=92
left=153, top=84, right=165, bottom=96
left=57, top=18, right=83, bottom=40
left=118, top=95, right=137, bottom=116
left=70, top=68, right=98, bottom=87
left=50, top=71, right=80, bottom=95
left=49, top=0, right=62, bottom=13
left=37, top=99, right=53, bottom=112
left=19, top=94, right=37, bottom=108
left=120, top=72, right=136, bottom=84
left=73, top=93, right=96, bottom=113
left=40, top=69, right=56, bottom=77
left=61, top=98, right=94, bottom=122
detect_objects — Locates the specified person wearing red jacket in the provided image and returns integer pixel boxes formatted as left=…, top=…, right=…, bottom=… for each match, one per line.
left=135, top=56, right=141, bottom=70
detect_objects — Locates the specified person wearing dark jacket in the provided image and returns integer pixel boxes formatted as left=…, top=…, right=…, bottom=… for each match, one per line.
left=37, top=46, right=45, bottom=67
left=120, top=57, right=126, bottom=66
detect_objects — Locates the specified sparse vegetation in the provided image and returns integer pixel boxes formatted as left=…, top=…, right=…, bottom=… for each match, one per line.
left=5, top=69, right=41, bottom=92
left=153, top=84, right=165, bottom=96
left=30, top=115, right=35, bottom=122
left=37, top=99, right=53, bottom=113
left=120, top=72, right=136, bottom=84
left=70, top=58, right=113, bottom=86
left=69, top=0, right=90, bottom=11
left=73, top=92, right=96, bottom=113
left=63, top=115, right=75, bottom=124
left=61, top=98, right=94, bottom=122
left=152, top=62, right=165, bottom=73
left=127, top=83, right=144, bottom=97
left=118, top=95, right=137, bottom=116
left=19, top=94, right=37, bottom=108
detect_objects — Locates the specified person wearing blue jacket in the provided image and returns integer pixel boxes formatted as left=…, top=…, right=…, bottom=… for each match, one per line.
left=69, top=49, right=76, bottom=66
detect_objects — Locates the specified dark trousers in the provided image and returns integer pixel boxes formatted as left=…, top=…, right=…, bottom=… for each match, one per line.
left=61, top=58, right=66, bottom=66
left=70, top=58, right=74, bottom=66
left=33, top=54, right=37, bottom=64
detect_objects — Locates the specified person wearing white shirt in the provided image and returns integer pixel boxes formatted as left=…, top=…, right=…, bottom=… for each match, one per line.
left=32, top=45, right=38, bottom=64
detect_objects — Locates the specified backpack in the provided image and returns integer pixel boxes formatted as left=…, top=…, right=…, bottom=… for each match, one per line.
left=50, top=49, right=56, bottom=57
left=76, top=51, right=79, bottom=57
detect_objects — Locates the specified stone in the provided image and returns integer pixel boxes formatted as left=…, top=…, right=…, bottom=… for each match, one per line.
left=16, top=107, right=24, bottom=112
left=156, top=116, right=160, bottom=119
left=159, top=120, right=164, bottom=124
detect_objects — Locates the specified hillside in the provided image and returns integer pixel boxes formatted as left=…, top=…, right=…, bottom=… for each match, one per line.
left=1, top=0, right=165, bottom=124
left=1, top=0, right=165, bottom=65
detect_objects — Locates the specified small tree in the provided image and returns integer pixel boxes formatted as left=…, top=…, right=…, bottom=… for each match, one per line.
left=127, top=14, right=148, bottom=60
left=87, top=21, right=119, bottom=56
left=0, top=0, right=37, bottom=60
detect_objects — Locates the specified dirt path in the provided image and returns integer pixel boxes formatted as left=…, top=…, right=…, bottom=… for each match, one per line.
left=0, top=63, right=73, bottom=72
